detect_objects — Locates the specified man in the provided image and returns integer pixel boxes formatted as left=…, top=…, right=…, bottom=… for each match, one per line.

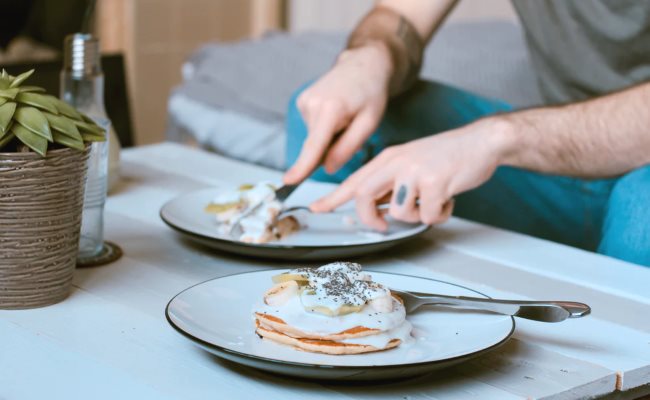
left=283, top=0, right=650, bottom=266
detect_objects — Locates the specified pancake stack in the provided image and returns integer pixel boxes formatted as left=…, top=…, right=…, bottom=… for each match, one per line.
left=253, top=262, right=413, bottom=355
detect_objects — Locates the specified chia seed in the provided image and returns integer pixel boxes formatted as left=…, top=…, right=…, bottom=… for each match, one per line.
left=292, top=262, right=388, bottom=306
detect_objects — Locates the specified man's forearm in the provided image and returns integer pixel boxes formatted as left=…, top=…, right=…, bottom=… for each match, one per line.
left=345, top=0, right=458, bottom=96
left=496, top=82, right=650, bottom=178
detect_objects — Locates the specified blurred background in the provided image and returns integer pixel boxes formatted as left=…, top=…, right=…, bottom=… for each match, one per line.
left=0, top=0, right=518, bottom=151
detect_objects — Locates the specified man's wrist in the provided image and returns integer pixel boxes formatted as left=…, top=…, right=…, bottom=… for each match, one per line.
left=336, top=40, right=395, bottom=73
left=480, top=115, right=520, bottom=168
left=346, top=6, right=423, bottom=96
left=337, top=41, right=395, bottom=78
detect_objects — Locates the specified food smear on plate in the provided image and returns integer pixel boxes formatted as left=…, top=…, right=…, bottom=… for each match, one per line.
left=254, top=262, right=413, bottom=355
left=204, top=182, right=299, bottom=243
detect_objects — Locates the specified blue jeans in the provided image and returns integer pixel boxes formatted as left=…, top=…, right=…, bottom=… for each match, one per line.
left=286, top=80, right=650, bottom=266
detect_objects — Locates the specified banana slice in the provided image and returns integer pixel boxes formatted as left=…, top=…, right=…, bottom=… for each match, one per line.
left=204, top=201, right=243, bottom=214
left=264, top=280, right=299, bottom=306
left=305, top=304, right=365, bottom=317
left=299, top=287, right=316, bottom=296
left=272, top=272, right=309, bottom=285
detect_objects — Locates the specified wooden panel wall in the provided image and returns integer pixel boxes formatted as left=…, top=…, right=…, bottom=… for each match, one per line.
left=97, top=0, right=284, bottom=145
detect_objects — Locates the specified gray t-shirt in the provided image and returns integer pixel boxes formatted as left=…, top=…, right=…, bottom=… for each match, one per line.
left=512, top=0, right=650, bottom=105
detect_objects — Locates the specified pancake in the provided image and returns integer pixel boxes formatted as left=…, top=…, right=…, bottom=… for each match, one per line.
left=255, top=322, right=401, bottom=355
left=255, top=312, right=381, bottom=341
left=255, top=292, right=403, bottom=341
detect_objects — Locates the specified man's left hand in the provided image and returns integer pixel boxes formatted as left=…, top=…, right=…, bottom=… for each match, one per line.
left=310, top=118, right=513, bottom=231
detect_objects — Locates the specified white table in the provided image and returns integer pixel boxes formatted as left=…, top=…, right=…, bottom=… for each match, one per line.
left=2, top=143, right=650, bottom=400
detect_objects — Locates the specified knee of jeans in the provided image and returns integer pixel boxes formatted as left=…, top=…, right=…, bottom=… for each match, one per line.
left=609, top=165, right=650, bottom=205
left=285, top=81, right=313, bottom=169
left=599, top=164, right=650, bottom=266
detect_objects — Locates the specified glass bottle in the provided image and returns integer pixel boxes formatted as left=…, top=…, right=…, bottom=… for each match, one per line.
left=61, top=33, right=110, bottom=260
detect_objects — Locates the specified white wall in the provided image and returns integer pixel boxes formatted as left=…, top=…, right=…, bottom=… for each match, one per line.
left=288, top=0, right=518, bottom=33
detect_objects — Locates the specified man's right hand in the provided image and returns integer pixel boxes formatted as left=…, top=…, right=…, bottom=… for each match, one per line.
left=283, top=43, right=393, bottom=184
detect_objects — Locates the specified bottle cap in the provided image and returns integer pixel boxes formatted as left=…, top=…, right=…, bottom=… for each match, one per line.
left=63, top=33, right=101, bottom=79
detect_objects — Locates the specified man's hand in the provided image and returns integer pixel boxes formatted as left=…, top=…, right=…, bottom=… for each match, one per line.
left=311, top=119, right=513, bottom=231
left=283, top=44, right=392, bottom=184
left=284, top=1, right=458, bottom=185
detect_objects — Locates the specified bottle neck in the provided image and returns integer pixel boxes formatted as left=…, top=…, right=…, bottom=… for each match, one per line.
left=60, top=72, right=107, bottom=118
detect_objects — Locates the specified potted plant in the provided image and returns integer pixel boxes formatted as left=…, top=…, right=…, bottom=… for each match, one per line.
left=0, top=69, right=105, bottom=309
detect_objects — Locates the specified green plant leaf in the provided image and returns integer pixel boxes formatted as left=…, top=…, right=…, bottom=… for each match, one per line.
left=19, top=86, right=46, bottom=93
left=0, top=122, right=11, bottom=140
left=0, top=70, right=8, bottom=90
left=14, top=106, right=53, bottom=142
left=0, top=97, right=7, bottom=107
left=75, top=119, right=104, bottom=137
left=15, top=92, right=59, bottom=115
left=12, top=123, right=47, bottom=156
left=47, top=96, right=83, bottom=120
left=81, top=132, right=106, bottom=142
left=0, top=131, right=14, bottom=150
left=9, top=69, right=34, bottom=88
left=0, top=88, right=20, bottom=99
left=45, top=113, right=83, bottom=141
left=0, top=101, right=16, bottom=134
left=53, top=131, right=85, bottom=151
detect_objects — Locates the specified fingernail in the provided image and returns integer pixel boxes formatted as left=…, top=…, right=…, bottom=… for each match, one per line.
left=324, top=162, right=336, bottom=174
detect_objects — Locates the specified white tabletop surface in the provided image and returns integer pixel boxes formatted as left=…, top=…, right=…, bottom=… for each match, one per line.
left=2, top=143, right=650, bottom=400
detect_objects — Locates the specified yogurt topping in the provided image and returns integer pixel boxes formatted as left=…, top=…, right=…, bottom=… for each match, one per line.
left=257, top=291, right=406, bottom=334
left=294, top=262, right=390, bottom=310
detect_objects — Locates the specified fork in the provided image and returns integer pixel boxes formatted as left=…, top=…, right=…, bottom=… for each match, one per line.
left=278, top=203, right=393, bottom=217
left=390, top=289, right=591, bottom=323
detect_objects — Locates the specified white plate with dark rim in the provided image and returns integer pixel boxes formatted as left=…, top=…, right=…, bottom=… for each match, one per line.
left=159, top=186, right=429, bottom=261
left=166, top=270, right=515, bottom=381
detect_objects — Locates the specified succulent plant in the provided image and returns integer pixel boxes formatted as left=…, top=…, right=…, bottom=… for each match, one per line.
left=0, top=69, right=105, bottom=156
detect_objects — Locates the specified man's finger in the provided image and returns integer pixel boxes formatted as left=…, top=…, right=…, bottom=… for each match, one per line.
left=310, top=172, right=362, bottom=213
left=284, top=106, right=345, bottom=184
left=436, top=199, right=455, bottom=224
left=353, top=171, right=393, bottom=231
left=311, top=155, right=390, bottom=212
left=388, top=178, right=420, bottom=223
left=418, top=182, right=450, bottom=225
left=324, top=106, right=382, bottom=173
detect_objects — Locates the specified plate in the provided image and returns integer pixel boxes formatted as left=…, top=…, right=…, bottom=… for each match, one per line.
left=166, top=270, right=515, bottom=381
left=160, top=186, right=429, bottom=260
